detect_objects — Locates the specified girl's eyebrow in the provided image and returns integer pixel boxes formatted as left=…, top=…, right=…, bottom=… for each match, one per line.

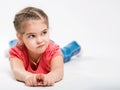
left=25, top=29, right=48, bottom=35
left=42, top=28, right=48, bottom=31
left=26, top=32, right=36, bottom=35
left=40, top=28, right=48, bottom=32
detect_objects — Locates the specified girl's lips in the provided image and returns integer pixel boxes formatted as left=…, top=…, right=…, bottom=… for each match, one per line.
left=37, top=44, right=45, bottom=48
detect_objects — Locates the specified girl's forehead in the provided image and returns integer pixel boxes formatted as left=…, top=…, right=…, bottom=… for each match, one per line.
left=23, top=19, right=47, bottom=26
left=21, top=20, right=48, bottom=35
left=22, top=20, right=47, bottom=30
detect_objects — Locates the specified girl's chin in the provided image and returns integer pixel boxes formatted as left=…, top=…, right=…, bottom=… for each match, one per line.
left=37, top=50, right=46, bottom=54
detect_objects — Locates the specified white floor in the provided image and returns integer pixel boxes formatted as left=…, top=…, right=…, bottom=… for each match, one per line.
left=0, top=0, right=120, bottom=90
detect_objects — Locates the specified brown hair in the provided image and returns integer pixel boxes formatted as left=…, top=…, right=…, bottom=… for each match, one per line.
left=13, top=6, right=49, bottom=33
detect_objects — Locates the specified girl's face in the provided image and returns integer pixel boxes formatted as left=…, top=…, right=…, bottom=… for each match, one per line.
left=19, top=20, right=49, bottom=55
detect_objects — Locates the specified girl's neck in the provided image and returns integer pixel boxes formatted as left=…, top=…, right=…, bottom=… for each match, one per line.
left=28, top=52, right=41, bottom=70
left=28, top=53, right=41, bottom=71
left=28, top=51, right=41, bottom=62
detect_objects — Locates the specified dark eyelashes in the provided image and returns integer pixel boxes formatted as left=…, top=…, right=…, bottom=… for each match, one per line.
left=28, top=34, right=35, bottom=38
left=43, top=31, right=47, bottom=34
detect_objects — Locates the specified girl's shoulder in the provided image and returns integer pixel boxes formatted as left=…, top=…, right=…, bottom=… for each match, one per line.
left=9, top=42, right=28, bottom=57
left=43, top=40, right=62, bottom=57
left=47, top=40, right=60, bottom=51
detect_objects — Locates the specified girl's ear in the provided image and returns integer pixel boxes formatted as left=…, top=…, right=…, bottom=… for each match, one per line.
left=16, top=33, right=22, bottom=41
left=16, top=33, right=24, bottom=45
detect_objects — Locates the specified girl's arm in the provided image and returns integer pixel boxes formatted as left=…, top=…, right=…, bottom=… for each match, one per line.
left=40, top=55, right=64, bottom=86
left=9, top=57, right=38, bottom=86
left=50, top=55, right=64, bottom=82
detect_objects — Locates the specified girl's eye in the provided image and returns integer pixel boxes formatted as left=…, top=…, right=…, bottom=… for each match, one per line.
left=42, top=31, right=47, bottom=35
left=28, top=35, right=35, bottom=38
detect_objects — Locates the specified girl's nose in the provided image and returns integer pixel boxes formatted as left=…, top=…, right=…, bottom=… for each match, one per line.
left=36, top=36, right=43, bottom=44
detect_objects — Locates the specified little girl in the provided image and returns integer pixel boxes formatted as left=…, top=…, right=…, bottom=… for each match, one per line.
left=9, top=6, right=64, bottom=87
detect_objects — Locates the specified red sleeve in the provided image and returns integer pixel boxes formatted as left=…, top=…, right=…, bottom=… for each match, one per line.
left=9, top=44, right=28, bottom=68
left=9, top=46, right=23, bottom=59
left=44, top=41, right=63, bottom=64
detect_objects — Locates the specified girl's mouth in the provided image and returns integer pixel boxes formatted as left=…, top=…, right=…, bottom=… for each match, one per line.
left=37, top=44, right=44, bottom=48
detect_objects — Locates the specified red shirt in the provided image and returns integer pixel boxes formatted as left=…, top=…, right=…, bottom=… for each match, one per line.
left=9, top=41, right=63, bottom=74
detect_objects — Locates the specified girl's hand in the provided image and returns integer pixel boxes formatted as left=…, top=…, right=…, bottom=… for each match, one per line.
left=37, top=73, right=56, bottom=86
left=24, top=74, right=38, bottom=87
left=24, top=73, right=56, bottom=87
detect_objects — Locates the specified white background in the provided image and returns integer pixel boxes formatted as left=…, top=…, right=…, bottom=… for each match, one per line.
left=0, top=0, right=120, bottom=90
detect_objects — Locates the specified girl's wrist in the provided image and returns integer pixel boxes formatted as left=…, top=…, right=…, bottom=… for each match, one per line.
left=24, top=73, right=34, bottom=81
